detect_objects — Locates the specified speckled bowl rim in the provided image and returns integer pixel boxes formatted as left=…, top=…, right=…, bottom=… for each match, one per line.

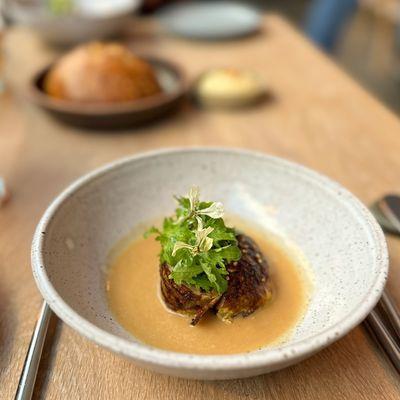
left=31, top=147, right=388, bottom=372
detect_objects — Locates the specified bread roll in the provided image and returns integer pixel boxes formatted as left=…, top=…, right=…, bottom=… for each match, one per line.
left=44, top=42, right=161, bottom=103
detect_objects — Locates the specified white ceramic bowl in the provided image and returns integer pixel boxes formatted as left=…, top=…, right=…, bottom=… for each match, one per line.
left=5, top=0, right=142, bottom=46
left=32, top=148, right=388, bottom=380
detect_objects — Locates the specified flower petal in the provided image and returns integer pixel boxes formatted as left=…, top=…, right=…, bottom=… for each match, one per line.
left=188, top=186, right=200, bottom=212
left=196, top=215, right=204, bottom=231
left=198, top=202, right=224, bottom=219
left=199, top=236, right=213, bottom=253
left=172, top=241, right=195, bottom=256
left=195, top=225, right=214, bottom=253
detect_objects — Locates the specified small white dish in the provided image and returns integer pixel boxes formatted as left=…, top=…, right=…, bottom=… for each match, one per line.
left=31, top=148, right=388, bottom=379
left=159, top=1, right=261, bottom=40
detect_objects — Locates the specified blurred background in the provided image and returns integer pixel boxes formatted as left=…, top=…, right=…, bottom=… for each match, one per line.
left=266, top=0, right=400, bottom=113
left=1, top=0, right=400, bottom=112
left=2, top=3, right=400, bottom=398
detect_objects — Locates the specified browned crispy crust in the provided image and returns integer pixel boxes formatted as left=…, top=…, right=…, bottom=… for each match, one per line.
left=160, top=234, right=272, bottom=325
left=216, top=234, right=272, bottom=322
left=159, top=263, right=220, bottom=326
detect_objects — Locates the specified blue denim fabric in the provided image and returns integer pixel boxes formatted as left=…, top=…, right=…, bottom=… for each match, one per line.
left=305, top=0, right=357, bottom=51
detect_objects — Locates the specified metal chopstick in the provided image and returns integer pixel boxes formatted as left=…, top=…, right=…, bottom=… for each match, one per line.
left=367, top=201, right=400, bottom=373
left=380, top=292, right=400, bottom=340
left=372, top=198, right=400, bottom=338
left=15, top=301, right=53, bottom=400
left=365, top=309, right=400, bottom=374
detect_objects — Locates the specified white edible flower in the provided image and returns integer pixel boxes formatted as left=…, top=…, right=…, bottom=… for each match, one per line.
left=188, top=186, right=200, bottom=213
left=197, top=202, right=224, bottom=219
left=196, top=226, right=214, bottom=253
left=172, top=242, right=196, bottom=256
left=172, top=218, right=214, bottom=256
left=196, top=215, right=204, bottom=230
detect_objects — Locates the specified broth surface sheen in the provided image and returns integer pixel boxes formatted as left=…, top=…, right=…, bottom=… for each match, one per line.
left=106, top=222, right=310, bottom=355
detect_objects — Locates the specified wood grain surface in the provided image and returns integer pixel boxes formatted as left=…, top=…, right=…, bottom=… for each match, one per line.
left=1, top=15, right=400, bottom=400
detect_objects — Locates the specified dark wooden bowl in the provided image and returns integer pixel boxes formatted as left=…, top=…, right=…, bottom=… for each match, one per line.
left=29, top=56, right=187, bottom=130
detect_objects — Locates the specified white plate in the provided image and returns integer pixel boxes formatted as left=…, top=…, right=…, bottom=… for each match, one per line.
left=159, top=1, right=261, bottom=40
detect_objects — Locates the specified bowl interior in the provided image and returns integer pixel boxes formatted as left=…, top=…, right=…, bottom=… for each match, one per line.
left=35, top=150, right=386, bottom=354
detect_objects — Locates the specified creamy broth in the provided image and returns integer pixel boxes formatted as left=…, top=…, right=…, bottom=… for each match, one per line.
left=106, top=225, right=309, bottom=355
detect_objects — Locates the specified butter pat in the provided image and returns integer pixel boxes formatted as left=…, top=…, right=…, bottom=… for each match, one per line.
left=196, top=68, right=265, bottom=108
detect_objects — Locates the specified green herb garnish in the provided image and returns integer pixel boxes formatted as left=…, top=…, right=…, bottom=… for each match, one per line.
left=146, top=187, right=241, bottom=294
left=47, top=0, right=74, bottom=16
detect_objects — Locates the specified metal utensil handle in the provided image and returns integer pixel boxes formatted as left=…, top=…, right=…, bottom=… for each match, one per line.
left=379, top=196, right=400, bottom=234
left=375, top=198, right=400, bottom=337
left=366, top=309, right=400, bottom=374
left=380, top=292, right=400, bottom=339
left=15, top=301, right=52, bottom=400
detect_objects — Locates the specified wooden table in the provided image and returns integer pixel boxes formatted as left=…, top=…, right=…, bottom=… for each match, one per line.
left=1, top=15, right=400, bottom=400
